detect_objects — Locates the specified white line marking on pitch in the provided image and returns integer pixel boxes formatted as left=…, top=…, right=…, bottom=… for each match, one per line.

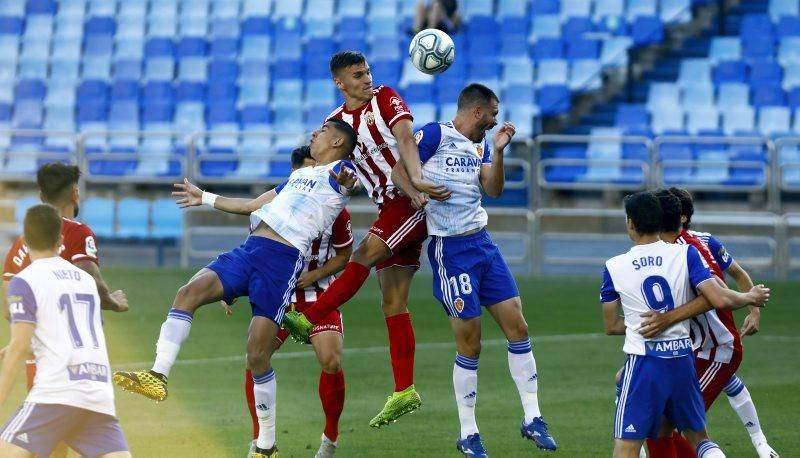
left=114, top=333, right=607, bottom=370
left=114, top=333, right=799, bottom=370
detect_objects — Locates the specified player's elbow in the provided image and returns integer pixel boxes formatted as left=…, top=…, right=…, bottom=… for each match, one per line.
left=484, top=182, right=503, bottom=198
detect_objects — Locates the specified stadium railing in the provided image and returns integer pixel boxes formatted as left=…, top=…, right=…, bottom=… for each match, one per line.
left=532, top=208, right=789, bottom=279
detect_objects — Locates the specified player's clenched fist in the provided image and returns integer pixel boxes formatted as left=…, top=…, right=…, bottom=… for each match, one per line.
left=110, top=290, right=129, bottom=312
left=748, top=284, right=770, bottom=307
left=173, top=178, right=203, bottom=208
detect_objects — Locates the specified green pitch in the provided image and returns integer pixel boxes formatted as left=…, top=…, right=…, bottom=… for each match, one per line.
left=1, top=268, right=797, bottom=457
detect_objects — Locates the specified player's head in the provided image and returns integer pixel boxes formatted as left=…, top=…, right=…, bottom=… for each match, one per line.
left=653, top=189, right=683, bottom=234
left=37, top=162, right=81, bottom=217
left=329, top=51, right=373, bottom=102
left=456, top=83, right=499, bottom=138
left=309, top=118, right=358, bottom=163
left=290, top=145, right=315, bottom=171
left=23, top=204, right=63, bottom=252
left=623, top=191, right=662, bottom=237
left=668, top=187, right=694, bottom=230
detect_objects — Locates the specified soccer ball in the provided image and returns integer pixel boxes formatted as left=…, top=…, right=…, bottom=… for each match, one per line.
left=408, top=28, right=455, bottom=75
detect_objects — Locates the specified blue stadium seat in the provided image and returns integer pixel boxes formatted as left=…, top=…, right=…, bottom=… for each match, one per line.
left=240, top=59, right=269, bottom=80
left=778, top=37, right=800, bottom=65
left=144, top=57, right=175, bottom=81
left=600, top=37, right=633, bottom=68
left=271, top=79, right=302, bottom=108
left=569, top=59, right=602, bottom=91
left=114, top=60, right=143, bottom=80
left=533, top=38, right=563, bottom=61
left=770, top=0, right=800, bottom=19
left=777, top=15, right=800, bottom=37
left=681, top=84, right=715, bottom=108
left=538, top=85, right=571, bottom=115
left=178, top=57, right=208, bottom=81
left=752, top=85, right=786, bottom=107
left=238, top=80, right=269, bottom=105
left=530, top=15, right=560, bottom=41
left=208, top=59, right=239, bottom=82
left=82, top=198, right=115, bottom=238
left=177, top=37, right=207, bottom=58
left=615, top=104, right=650, bottom=130
left=749, top=60, right=783, bottom=85
left=686, top=105, right=719, bottom=134
left=501, top=58, right=534, bottom=86
left=536, top=59, right=568, bottom=87
left=758, top=106, right=792, bottom=136
left=210, top=37, right=239, bottom=59
left=712, top=60, right=747, bottom=84
left=709, top=37, right=741, bottom=64
left=677, top=58, right=711, bottom=87
left=13, top=100, right=44, bottom=128
left=305, top=79, right=335, bottom=107
left=117, top=198, right=150, bottom=238
left=631, top=16, right=664, bottom=46
left=661, top=0, right=692, bottom=24
left=651, top=108, right=685, bottom=134
left=241, top=17, right=272, bottom=35
left=717, top=83, right=750, bottom=109
left=722, top=106, right=756, bottom=135
left=566, top=38, right=600, bottom=60
left=403, top=83, right=435, bottom=103
left=627, top=0, right=657, bottom=21
left=646, top=83, right=680, bottom=111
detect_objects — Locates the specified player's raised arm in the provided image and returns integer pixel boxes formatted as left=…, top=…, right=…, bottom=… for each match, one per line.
left=392, top=118, right=449, bottom=201
left=391, top=159, right=429, bottom=209
left=480, top=122, right=516, bottom=198
left=685, top=245, right=769, bottom=310
left=173, top=178, right=277, bottom=215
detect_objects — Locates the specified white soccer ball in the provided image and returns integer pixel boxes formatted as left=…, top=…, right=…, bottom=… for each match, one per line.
left=408, top=28, right=455, bottom=75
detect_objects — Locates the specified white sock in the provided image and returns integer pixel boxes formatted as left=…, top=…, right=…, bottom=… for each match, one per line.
left=724, top=376, right=764, bottom=439
left=253, top=368, right=277, bottom=450
left=697, top=439, right=726, bottom=457
left=453, top=354, right=479, bottom=440
left=151, top=308, right=193, bottom=377
left=507, top=338, right=541, bottom=423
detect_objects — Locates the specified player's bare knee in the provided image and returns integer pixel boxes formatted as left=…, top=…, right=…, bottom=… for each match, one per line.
left=173, top=283, right=198, bottom=311
left=504, top=319, right=529, bottom=342
left=319, top=353, right=342, bottom=373
left=382, top=300, right=408, bottom=316
left=246, top=347, right=270, bottom=374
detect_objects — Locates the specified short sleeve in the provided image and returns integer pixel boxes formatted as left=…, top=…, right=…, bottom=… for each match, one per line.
left=376, top=86, right=413, bottom=130
left=3, top=237, right=26, bottom=280
left=600, top=267, right=620, bottom=303
left=66, top=224, right=99, bottom=265
left=328, top=160, right=357, bottom=194
left=707, top=235, right=734, bottom=271
left=331, top=209, right=354, bottom=248
left=7, top=276, right=36, bottom=323
left=481, top=139, right=492, bottom=164
left=687, top=245, right=714, bottom=288
left=274, top=179, right=289, bottom=194
left=415, top=123, right=443, bottom=164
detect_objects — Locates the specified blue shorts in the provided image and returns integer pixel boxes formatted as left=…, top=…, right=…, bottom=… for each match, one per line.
left=0, top=402, right=128, bottom=457
left=206, top=236, right=304, bottom=324
left=615, top=354, right=706, bottom=440
left=428, top=229, right=520, bottom=319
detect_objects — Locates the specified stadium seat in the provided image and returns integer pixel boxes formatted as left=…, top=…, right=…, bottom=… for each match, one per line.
left=682, top=84, right=715, bottom=108
left=717, top=83, right=750, bottom=109
left=82, top=197, right=115, bottom=238
left=117, top=198, right=150, bottom=238
left=686, top=105, right=719, bottom=134
left=758, top=106, right=792, bottom=136
left=569, top=59, right=602, bottom=91
left=722, top=106, right=756, bottom=135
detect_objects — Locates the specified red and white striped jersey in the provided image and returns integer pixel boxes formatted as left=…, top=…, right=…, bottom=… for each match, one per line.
left=675, top=229, right=741, bottom=363
left=327, top=85, right=413, bottom=205
left=292, top=209, right=353, bottom=305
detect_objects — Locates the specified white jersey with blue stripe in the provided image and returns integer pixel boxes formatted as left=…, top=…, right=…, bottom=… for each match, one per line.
left=6, top=257, right=115, bottom=416
left=250, top=160, right=354, bottom=254
left=600, top=241, right=714, bottom=358
left=416, top=121, right=491, bottom=237
left=688, top=229, right=734, bottom=271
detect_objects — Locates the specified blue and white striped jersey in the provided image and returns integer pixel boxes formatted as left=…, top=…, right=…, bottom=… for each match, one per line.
left=416, top=121, right=491, bottom=237
left=600, top=241, right=714, bottom=358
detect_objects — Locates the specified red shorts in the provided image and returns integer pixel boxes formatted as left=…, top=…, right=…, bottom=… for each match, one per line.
left=276, top=301, right=343, bottom=344
left=368, top=195, right=427, bottom=271
left=695, top=350, right=743, bottom=410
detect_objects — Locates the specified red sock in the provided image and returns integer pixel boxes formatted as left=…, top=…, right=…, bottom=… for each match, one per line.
left=647, top=437, right=678, bottom=458
left=305, top=262, right=370, bottom=324
left=319, top=370, right=345, bottom=442
left=386, top=312, right=416, bottom=392
left=673, top=431, right=697, bottom=458
left=244, top=369, right=258, bottom=440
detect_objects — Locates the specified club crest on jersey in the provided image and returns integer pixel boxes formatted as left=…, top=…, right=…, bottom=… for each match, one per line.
left=454, top=297, right=465, bottom=312
left=365, top=110, right=375, bottom=126
left=474, top=144, right=484, bottom=159
left=414, top=130, right=424, bottom=144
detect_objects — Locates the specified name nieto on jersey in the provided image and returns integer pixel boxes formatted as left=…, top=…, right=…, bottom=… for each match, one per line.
left=52, top=269, right=82, bottom=281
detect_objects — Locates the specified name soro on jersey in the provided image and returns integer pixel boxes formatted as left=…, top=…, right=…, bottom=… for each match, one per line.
left=632, top=256, right=663, bottom=270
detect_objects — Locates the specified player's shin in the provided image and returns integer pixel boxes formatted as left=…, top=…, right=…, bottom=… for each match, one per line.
left=245, top=368, right=259, bottom=440
left=152, top=308, right=193, bottom=377
left=319, top=370, right=345, bottom=442
left=252, top=368, right=277, bottom=450
left=725, top=376, right=769, bottom=447
left=507, top=338, right=542, bottom=422
left=304, top=262, right=370, bottom=323
left=387, top=312, right=416, bottom=391
left=453, top=354, right=479, bottom=439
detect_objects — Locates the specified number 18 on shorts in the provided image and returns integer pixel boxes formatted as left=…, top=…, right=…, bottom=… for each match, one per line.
left=428, top=229, right=520, bottom=319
